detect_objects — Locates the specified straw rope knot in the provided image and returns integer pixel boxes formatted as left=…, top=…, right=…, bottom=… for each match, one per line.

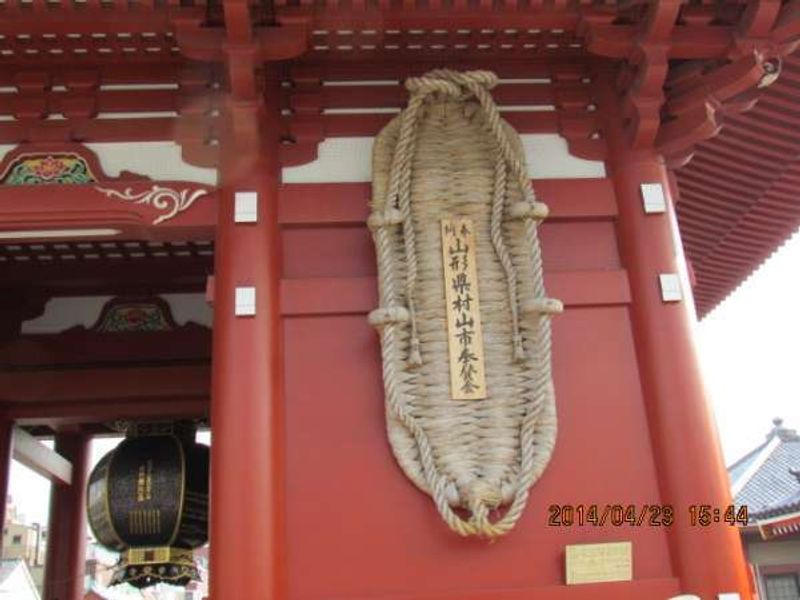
left=522, top=298, right=564, bottom=316
left=367, top=208, right=404, bottom=231
left=368, top=306, right=410, bottom=328
left=404, top=77, right=462, bottom=98
left=405, top=70, right=499, bottom=98
left=508, top=200, right=549, bottom=222
left=466, top=480, right=503, bottom=512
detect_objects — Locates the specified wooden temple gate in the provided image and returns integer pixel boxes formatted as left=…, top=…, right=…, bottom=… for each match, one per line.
left=0, top=1, right=799, bottom=599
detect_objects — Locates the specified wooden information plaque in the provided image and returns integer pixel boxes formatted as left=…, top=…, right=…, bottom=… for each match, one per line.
left=441, top=218, right=487, bottom=400
left=565, top=541, right=633, bottom=585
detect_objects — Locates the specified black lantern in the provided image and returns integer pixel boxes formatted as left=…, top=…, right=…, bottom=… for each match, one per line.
left=87, top=422, right=209, bottom=588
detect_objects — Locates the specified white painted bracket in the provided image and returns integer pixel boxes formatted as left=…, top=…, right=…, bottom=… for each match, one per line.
left=641, top=183, right=667, bottom=214
left=235, top=286, right=256, bottom=316
left=718, top=594, right=741, bottom=600
left=659, top=273, right=683, bottom=303
left=234, top=191, right=258, bottom=223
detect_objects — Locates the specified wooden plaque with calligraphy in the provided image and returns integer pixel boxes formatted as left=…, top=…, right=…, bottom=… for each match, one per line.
left=441, top=218, right=487, bottom=400
left=565, top=542, right=633, bottom=585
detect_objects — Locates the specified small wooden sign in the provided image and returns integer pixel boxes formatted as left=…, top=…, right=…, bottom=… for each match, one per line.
left=565, top=542, right=633, bottom=585
left=441, top=218, right=487, bottom=400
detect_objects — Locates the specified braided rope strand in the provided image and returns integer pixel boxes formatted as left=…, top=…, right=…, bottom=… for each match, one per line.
left=369, top=69, right=560, bottom=537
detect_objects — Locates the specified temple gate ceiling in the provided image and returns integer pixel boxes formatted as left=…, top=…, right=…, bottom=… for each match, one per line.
left=0, top=0, right=799, bottom=315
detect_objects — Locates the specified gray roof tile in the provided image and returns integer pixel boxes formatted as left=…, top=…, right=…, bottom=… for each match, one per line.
left=729, top=421, right=800, bottom=519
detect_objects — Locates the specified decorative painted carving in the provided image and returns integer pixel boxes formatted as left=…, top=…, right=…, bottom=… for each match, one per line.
left=94, top=185, right=207, bottom=225
left=91, top=297, right=177, bottom=333
left=1, top=154, right=96, bottom=185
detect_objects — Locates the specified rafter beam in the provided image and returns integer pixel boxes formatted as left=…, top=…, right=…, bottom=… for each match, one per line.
left=0, top=365, right=210, bottom=405
left=7, top=397, right=208, bottom=426
left=12, top=426, right=72, bottom=485
left=0, top=7, right=204, bottom=36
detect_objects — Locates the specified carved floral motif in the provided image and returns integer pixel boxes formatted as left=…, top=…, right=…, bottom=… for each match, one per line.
left=2, top=154, right=96, bottom=185
left=94, top=185, right=207, bottom=225
left=94, top=303, right=174, bottom=333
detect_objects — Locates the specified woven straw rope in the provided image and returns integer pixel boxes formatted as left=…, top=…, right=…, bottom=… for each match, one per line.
left=369, top=70, right=562, bottom=537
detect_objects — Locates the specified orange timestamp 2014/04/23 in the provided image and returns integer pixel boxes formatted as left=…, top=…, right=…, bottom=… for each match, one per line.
left=548, top=504, right=749, bottom=528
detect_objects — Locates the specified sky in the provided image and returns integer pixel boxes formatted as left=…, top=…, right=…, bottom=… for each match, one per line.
left=694, top=227, right=800, bottom=463
left=7, top=228, right=800, bottom=526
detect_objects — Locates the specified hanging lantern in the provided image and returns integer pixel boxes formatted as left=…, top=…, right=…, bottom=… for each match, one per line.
left=87, top=421, right=209, bottom=588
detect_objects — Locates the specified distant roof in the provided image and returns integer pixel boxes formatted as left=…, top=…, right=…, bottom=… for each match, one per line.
left=0, top=559, right=21, bottom=586
left=0, top=558, right=40, bottom=600
left=676, top=52, right=800, bottom=318
left=729, top=418, right=800, bottom=520
left=755, top=489, right=800, bottom=521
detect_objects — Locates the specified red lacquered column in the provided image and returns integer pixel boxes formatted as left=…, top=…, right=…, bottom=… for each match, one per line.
left=0, top=419, right=12, bottom=548
left=598, top=70, right=751, bottom=600
left=209, top=65, right=285, bottom=600
left=44, top=432, right=90, bottom=600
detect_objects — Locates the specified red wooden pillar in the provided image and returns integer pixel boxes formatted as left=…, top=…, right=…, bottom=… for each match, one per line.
left=209, top=64, right=285, bottom=600
left=44, top=432, right=90, bottom=600
left=0, top=419, right=13, bottom=548
left=598, top=71, right=751, bottom=599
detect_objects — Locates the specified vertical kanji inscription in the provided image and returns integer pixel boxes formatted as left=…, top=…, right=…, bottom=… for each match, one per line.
left=441, top=218, right=487, bottom=400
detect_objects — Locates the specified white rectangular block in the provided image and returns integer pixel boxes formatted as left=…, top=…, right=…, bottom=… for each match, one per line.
left=718, top=594, right=741, bottom=600
left=659, top=273, right=683, bottom=303
left=641, top=182, right=667, bottom=214
left=235, top=286, right=256, bottom=316
left=234, top=191, right=258, bottom=223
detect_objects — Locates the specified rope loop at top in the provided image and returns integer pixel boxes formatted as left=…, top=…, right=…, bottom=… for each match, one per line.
left=405, top=70, right=499, bottom=99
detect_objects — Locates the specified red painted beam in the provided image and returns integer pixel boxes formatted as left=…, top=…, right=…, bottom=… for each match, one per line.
left=0, top=89, right=224, bottom=119
left=0, top=112, right=592, bottom=145
left=289, top=82, right=590, bottom=111
left=0, top=64, right=216, bottom=88
left=0, top=6, right=204, bottom=35
left=5, top=397, right=208, bottom=425
left=0, top=179, right=615, bottom=297
left=0, top=182, right=217, bottom=241
left=278, top=178, right=617, bottom=226
left=0, top=256, right=212, bottom=295
left=0, top=116, right=217, bottom=145
left=0, top=178, right=611, bottom=240
left=0, top=364, right=210, bottom=404
left=289, top=59, right=588, bottom=81
left=280, top=271, right=631, bottom=317
left=666, top=54, right=769, bottom=117
left=0, top=327, right=210, bottom=368
left=44, top=432, right=90, bottom=600
left=304, top=110, right=596, bottom=138
left=292, top=6, right=581, bottom=32
left=583, top=24, right=734, bottom=59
